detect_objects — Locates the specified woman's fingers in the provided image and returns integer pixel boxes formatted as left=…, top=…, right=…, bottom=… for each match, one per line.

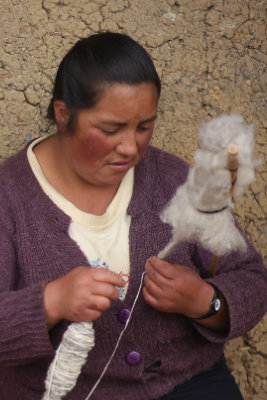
left=91, top=267, right=125, bottom=287
left=143, top=257, right=211, bottom=315
left=44, top=266, right=125, bottom=327
left=87, top=280, right=120, bottom=301
left=146, top=256, right=177, bottom=280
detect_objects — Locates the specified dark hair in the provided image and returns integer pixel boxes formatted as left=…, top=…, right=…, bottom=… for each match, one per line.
left=47, top=32, right=161, bottom=129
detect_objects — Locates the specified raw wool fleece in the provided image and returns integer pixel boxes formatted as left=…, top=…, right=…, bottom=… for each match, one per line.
left=158, top=114, right=260, bottom=258
left=196, top=113, right=261, bottom=197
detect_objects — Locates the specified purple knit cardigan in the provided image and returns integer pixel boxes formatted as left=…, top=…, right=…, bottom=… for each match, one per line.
left=0, top=144, right=266, bottom=400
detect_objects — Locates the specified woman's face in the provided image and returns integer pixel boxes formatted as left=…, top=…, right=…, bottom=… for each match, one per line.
left=57, top=83, right=159, bottom=188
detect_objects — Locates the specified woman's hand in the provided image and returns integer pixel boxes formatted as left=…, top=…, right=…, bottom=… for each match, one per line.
left=44, top=266, right=125, bottom=329
left=143, top=256, right=229, bottom=331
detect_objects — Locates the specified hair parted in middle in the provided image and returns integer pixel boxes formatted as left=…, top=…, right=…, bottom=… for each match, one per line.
left=47, top=31, right=161, bottom=130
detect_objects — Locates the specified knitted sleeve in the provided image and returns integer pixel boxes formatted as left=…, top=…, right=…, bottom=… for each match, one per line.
left=0, top=165, right=54, bottom=367
left=190, top=229, right=267, bottom=342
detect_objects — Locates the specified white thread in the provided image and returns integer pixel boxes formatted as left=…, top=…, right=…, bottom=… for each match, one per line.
left=43, top=271, right=146, bottom=400
left=83, top=271, right=146, bottom=400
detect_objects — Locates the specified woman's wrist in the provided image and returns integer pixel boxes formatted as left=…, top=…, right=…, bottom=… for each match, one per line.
left=193, top=283, right=222, bottom=320
left=185, top=280, right=215, bottom=319
left=44, top=280, right=62, bottom=330
left=190, top=282, right=230, bottom=331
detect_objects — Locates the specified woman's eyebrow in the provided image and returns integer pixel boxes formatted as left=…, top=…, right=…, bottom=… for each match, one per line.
left=140, top=114, right=158, bottom=124
left=99, top=114, right=158, bottom=126
left=99, top=120, right=127, bottom=127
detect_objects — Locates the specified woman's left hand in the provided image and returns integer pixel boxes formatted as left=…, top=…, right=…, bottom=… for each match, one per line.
left=143, top=256, right=229, bottom=331
left=143, top=256, right=213, bottom=318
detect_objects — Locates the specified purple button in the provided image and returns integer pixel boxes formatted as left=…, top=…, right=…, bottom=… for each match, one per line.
left=117, top=308, right=131, bottom=324
left=126, top=351, right=142, bottom=366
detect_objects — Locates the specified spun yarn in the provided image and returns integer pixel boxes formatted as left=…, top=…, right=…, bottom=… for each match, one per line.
left=43, top=321, right=95, bottom=400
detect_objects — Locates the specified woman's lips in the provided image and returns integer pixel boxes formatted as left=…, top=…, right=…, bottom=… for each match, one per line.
left=108, top=160, right=133, bottom=171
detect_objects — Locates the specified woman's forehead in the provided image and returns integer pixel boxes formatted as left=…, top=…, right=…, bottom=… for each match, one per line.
left=79, top=83, right=159, bottom=121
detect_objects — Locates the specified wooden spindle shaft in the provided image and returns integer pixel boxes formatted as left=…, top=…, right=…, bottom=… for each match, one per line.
left=228, top=144, right=238, bottom=198
left=208, top=144, right=238, bottom=277
left=208, top=254, right=220, bottom=278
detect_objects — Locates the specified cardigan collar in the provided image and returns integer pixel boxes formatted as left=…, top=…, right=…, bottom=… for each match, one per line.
left=11, top=143, right=157, bottom=224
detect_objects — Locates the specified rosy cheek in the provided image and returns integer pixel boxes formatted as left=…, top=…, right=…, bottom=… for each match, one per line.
left=73, top=134, right=113, bottom=165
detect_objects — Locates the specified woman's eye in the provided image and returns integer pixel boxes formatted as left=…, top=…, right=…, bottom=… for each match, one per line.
left=101, top=128, right=119, bottom=135
left=138, top=126, right=150, bottom=131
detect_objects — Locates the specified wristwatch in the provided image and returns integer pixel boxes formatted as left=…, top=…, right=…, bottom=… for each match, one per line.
left=193, top=282, right=221, bottom=320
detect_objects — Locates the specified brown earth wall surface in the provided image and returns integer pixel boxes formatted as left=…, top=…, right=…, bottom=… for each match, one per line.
left=0, top=0, right=266, bottom=398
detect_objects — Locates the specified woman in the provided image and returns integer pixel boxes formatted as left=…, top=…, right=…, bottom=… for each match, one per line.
left=0, top=32, right=266, bottom=400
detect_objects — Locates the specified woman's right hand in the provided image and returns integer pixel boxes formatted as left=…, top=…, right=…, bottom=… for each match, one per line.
left=44, top=266, right=125, bottom=329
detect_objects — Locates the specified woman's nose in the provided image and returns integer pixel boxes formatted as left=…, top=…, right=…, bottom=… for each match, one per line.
left=116, top=131, right=138, bottom=157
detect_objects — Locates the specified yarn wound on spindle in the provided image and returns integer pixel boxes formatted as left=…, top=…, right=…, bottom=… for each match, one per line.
left=43, top=321, right=95, bottom=400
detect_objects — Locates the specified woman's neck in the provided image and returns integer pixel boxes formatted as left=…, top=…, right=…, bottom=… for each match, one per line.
left=33, top=135, right=120, bottom=215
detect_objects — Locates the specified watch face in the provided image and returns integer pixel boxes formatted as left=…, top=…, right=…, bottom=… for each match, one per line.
left=214, top=298, right=221, bottom=311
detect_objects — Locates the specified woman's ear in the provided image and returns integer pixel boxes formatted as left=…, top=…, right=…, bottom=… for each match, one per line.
left=53, top=100, right=70, bottom=130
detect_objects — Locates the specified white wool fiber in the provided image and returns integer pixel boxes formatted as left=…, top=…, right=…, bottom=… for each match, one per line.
left=158, top=170, right=246, bottom=258
left=187, top=167, right=232, bottom=212
left=158, top=114, right=260, bottom=258
left=197, top=113, right=261, bottom=197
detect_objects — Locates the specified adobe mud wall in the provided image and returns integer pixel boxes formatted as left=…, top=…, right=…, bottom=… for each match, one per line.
left=0, top=0, right=266, bottom=398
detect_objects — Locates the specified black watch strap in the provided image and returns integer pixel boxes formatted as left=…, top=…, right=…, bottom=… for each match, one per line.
left=193, top=282, right=221, bottom=320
